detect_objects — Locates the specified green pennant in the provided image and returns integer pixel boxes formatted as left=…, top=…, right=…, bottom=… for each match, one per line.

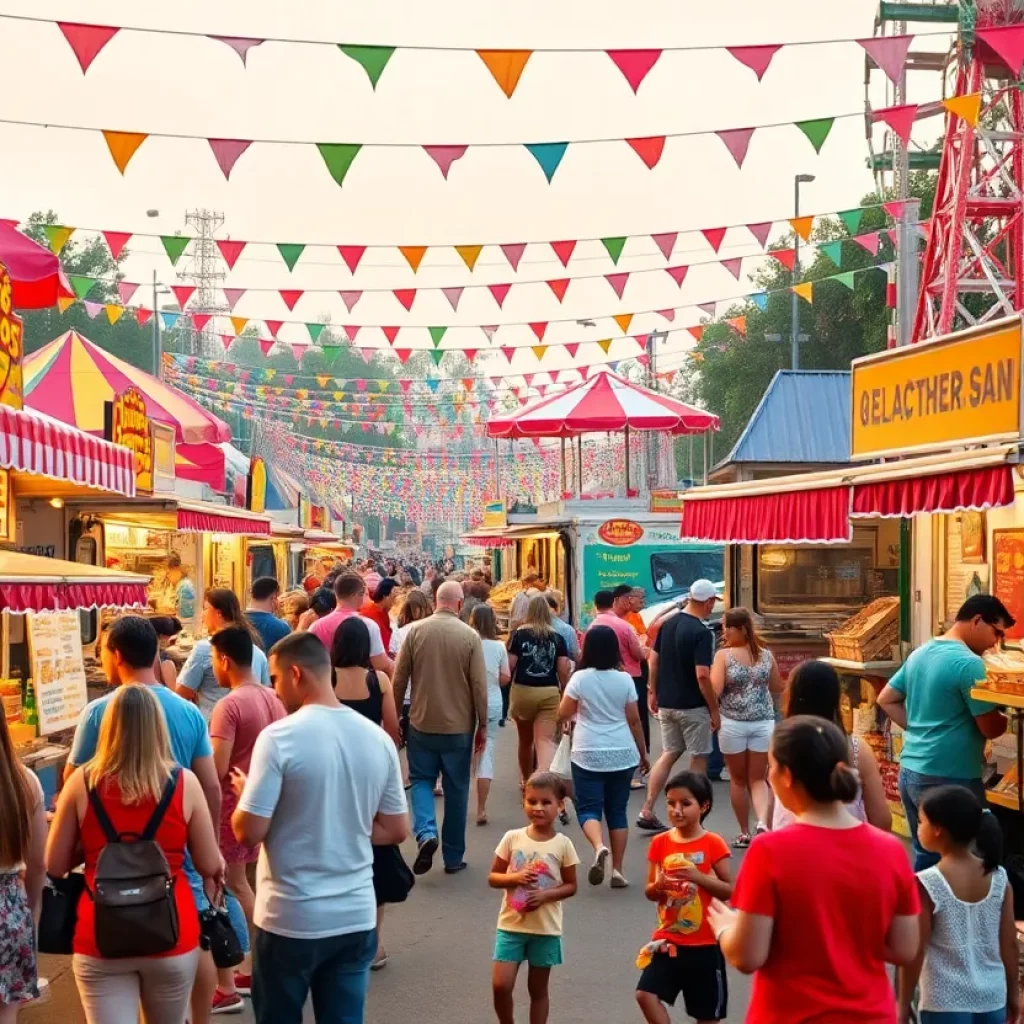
left=160, top=235, right=190, bottom=266
left=820, top=241, right=843, bottom=268
left=430, top=350, right=444, bottom=366
left=794, top=117, right=835, bottom=154
left=322, top=345, right=343, bottom=368
left=43, top=224, right=74, bottom=254
left=317, top=143, right=362, bottom=187
left=428, top=326, right=448, bottom=348
left=834, top=271, right=857, bottom=290
left=69, top=275, right=95, bottom=299
left=838, top=209, right=863, bottom=235
left=601, top=237, right=627, bottom=265
left=277, top=244, right=305, bottom=272
left=338, top=45, right=395, bottom=89
left=306, top=322, right=325, bottom=342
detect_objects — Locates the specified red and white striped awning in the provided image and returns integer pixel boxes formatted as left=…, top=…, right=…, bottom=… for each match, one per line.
left=463, top=531, right=515, bottom=548
left=176, top=501, right=272, bottom=536
left=487, top=369, right=719, bottom=438
left=0, top=551, right=149, bottom=613
left=0, top=404, right=136, bottom=497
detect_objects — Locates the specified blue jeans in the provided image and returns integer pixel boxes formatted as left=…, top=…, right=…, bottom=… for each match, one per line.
left=184, top=851, right=250, bottom=954
left=571, top=764, right=635, bottom=830
left=407, top=727, right=473, bottom=867
left=920, top=1011, right=1006, bottom=1024
left=899, top=768, right=987, bottom=871
left=252, top=926, right=376, bottom=1024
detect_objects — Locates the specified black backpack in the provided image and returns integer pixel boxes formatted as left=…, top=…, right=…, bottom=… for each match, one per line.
left=86, top=767, right=181, bottom=959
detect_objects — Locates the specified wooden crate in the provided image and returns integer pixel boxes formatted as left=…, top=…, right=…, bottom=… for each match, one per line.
left=827, top=597, right=900, bottom=663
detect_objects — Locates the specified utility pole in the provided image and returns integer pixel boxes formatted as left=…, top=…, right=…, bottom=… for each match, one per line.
left=791, top=173, right=815, bottom=369
left=646, top=329, right=668, bottom=490
left=182, top=209, right=226, bottom=358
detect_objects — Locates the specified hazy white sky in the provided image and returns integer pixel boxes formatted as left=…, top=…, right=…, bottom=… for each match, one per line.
left=0, top=0, right=947, bottom=379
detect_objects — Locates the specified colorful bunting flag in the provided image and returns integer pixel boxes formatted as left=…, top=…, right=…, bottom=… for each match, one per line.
left=977, top=25, right=1024, bottom=76
left=942, top=93, right=982, bottom=127
left=277, top=243, right=305, bottom=271
left=626, top=136, right=666, bottom=169
left=531, top=345, right=547, bottom=361
left=789, top=216, right=814, bottom=242
left=606, top=50, right=662, bottom=92
left=423, top=145, right=468, bottom=179
left=702, top=227, right=727, bottom=252
left=455, top=245, right=483, bottom=271
left=57, top=22, right=119, bottom=72
left=102, top=230, right=131, bottom=260
left=104, top=304, right=123, bottom=325
left=601, top=237, right=627, bottom=264
left=399, top=246, right=427, bottom=273
left=442, top=286, right=464, bottom=311
left=230, top=316, right=248, bottom=335
left=725, top=44, right=782, bottom=81
left=857, top=35, right=913, bottom=85
left=716, top=127, right=755, bottom=168
left=382, top=326, right=400, bottom=345
left=529, top=322, right=547, bottom=342
left=597, top=339, right=612, bottom=354
left=725, top=315, right=747, bottom=335
left=476, top=50, right=532, bottom=98
left=651, top=232, right=677, bottom=259
left=770, top=248, right=796, bottom=271
left=839, top=208, right=863, bottom=235
left=873, top=103, right=918, bottom=146
left=550, top=240, right=576, bottom=267
left=605, top=273, right=629, bottom=299
left=317, top=143, right=362, bottom=186
left=666, top=265, right=688, bottom=286
left=795, top=117, right=835, bottom=154
left=835, top=271, right=857, bottom=289
left=820, top=240, right=843, bottom=267
left=500, top=243, right=526, bottom=270
left=428, top=326, right=447, bottom=348
left=613, top=313, right=633, bottom=333
left=488, top=283, right=512, bottom=308
left=160, top=311, right=179, bottom=330
left=339, top=290, right=362, bottom=312
left=792, top=281, right=814, bottom=304
left=338, top=45, right=395, bottom=88
left=210, top=37, right=263, bottom=66
left=103, top=130, right=148, bottom=174
left=279, top=289, right=303, bottom=311
left=223, top=288, right=245, bottom=310
left=192, top=313, right=211, bottom=331
left=721, top=257, right=743, bottom=279
left=43, top=225, right=74, bottom=254
left=746, top=222, right=773, bottom=248
left=161, top=235, right=190, bottom=266
left=393, top=289, right=416, bottom=311
left=136, top=307, right=152, bottom=326
left=547, top=279, right=570, bottom=302
left=170, top=285, right=195, bottom=307
left=69, top=275, right=95, bottom=299
left=429, top=350, right=444, bottom=366
left=853, top=231, right=880, bottom=255
left=751, top=292, right=768, bottom=311
left=217, top=239, right=246, bottom=270
left=208, top=138, right=252, bottom=180
left=525, top=142, right=568, bottom=183
left=117, top=281, right=138, bottom=304
left=306, top=323, right=325, bottom=342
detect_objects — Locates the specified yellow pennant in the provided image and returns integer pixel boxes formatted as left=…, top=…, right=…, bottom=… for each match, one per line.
left=264, top=369, right=276, bottom=381
left=613, top=313, right=633, bottom=334
left=317, top=374, right=331, bottom=388
left=792, top=281, right=814, bottom=304
left=378, top=380, right=391, bottom=392
left=231, top=316, right=248, bottom=335
left=297, top=388, right=309, bottom=400
left=597, top=339, right=612, bottom=353
left=46, top=226, right=75, bottom=254
left=531, top=345, right=547, bottom=360
left=104, top=304, right=123, bottom=325
left=455, top=245, right=483, bottom=271
left=689, top=351, right=705, bottom=362
left=789, top=216, right=814, bottom=242
left=57, top=296, right=76, bottom=313
left=333, top=391, right=344, bottom=401
left=942, top=93, right=982, bottom=127
left=102, top=130, right=148, bottom=175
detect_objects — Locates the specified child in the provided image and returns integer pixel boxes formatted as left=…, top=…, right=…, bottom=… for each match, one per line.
left=898, top=786, right=1020, bottom=1024
left=489, top=771, right=579, bottom=1024
left=636, top=771, right=733, bottom=1024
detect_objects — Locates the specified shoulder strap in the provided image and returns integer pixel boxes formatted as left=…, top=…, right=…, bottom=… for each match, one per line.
left=140, top=767, right=182, bottom=842
left=366, top=668, right=382, bottom=696
left=85, top=774, right=123, bottom=845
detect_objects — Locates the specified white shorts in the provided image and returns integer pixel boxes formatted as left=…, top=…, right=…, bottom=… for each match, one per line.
left=718, top=716, right=774, bottom=755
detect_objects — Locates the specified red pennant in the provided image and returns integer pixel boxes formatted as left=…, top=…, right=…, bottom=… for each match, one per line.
left=606, top=49, right=662, bottom=92
left=853, top=231, right=880, bottom=255
left=277, top=290, right=302, bottom=311
left=770, top=248, right=796, bottom=271
left=546, top=279, right=570, bottom=302
left=136, top=308, right=152, bottom=326
left=393, top=289, right=416, bottom=311
left=102, top=231, right=132, bottom=260
left=702, top=227, right=727, bottom=252
left=500, top=243, right=526, bottom=270
left=625, top=136, right=666, bottom=169
left=720, top=257, right=743, bottom=279
left=382, top=326, right=400, bottom=345
left=665, top=265, right=689, bottom=287
left=978, top=25, right=1024, bottom=76
left=171, top=285, right=195, bottom=308
left=207, top=139, right=252, bottom=180
left=873, top=104, right=918, bottom=146
left=500, top=347, right=516, bottom=363
left=488, top=283, right=512, bottom=308
left=716, top=128, right=756, bottom=168
left=564, top=343, right=580, bottom=358
left=605, top=273, right=629, bottom=299
left=726, top=44, right=782, bottom=81
left=344, top=326, right=361, bottom=341
left=339, top=290, right=362, bottom=312
left=57, top=23, right=119, bottom=73
left=550, top=240, right=577, bottom=267
left=529, top=323, right=548, bottom=342
left=221, top=334, right=234, bottom=351
left=337, top=246, right=366, bottom=273
left=463, top=349, right=480, bottom=364
left=216, top=239, right=246, bottom=270
left=687, top=325, right=705, bottom=342
left=746, top=222, right=773, bottom=248
left=651, top=232, right=677, bottom=259
left=883, top=200, right=906, bottom=220
left=192, top=313, right=211, bottom=331
left=394, top=349, right=412, bottom=364
left=265, top=320, right=283, bottom=338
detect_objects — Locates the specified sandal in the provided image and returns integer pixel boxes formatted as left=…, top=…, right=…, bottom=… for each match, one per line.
left=476, top=813, right=488, bottom=826
left=732, top=833, right=751, bottom=849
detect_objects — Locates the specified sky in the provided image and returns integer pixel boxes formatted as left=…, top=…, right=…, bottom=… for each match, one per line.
left=0, top=0, right=951, bottom=384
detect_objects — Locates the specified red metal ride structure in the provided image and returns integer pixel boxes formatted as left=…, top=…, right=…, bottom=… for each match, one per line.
left=913, top=0, right=1024, bottom=344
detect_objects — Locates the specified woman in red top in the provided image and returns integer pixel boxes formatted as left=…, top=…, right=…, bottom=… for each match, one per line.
left=708, top=716, right=920, bottom=1024
left=47, top=685, right=223, bottom=1024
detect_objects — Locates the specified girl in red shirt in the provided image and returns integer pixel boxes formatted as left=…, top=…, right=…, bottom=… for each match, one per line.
left=708, top=716, right=920, bottom=1024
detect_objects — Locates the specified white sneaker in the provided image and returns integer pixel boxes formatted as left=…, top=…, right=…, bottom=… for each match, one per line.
left=610, top=870, right=629, bottom=889
left=719, top=769, right=731, bottom=782
left=588, top=846, right=609, bottom=885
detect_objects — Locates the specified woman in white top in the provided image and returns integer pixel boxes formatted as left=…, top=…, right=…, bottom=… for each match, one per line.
left=469, top=604, right=510, bottom=825
left=558, top=625, right=648, bottom=890
left=389, top=590, right=432, bottom=789
left=898, top=785, right=1018, bottom=1024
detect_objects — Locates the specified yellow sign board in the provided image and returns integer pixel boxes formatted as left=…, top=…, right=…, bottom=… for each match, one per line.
left=851, top=320, right=1023, bottom=459
left=248, top=456, right=267, bottom=514
left=105, top=388, right=154, bottom=493
left=0, top=262, right=24, bottom=411
left=482, top=500, right=506, bottom=529
left=0, top=468, right=11, bottom=542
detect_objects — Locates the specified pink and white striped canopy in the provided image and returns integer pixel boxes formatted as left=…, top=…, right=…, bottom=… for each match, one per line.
left=487, top=369, right=720, bottom=439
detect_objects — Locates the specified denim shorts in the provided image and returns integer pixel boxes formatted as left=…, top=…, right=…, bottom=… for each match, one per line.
left=570, top=764, right=635, bottom=830
left=493, top=929, right=563, bottom=968
left=920, top=1011, right=1006, bottom=1024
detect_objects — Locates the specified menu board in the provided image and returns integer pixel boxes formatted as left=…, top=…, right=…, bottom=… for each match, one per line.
left=993, top=530, right=1024, bottom=640
left=27, top=611, right=89, bottom=735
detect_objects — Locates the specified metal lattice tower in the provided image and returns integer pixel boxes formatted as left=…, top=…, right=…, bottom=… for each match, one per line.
left=913, top=0, right=1024, bottom=342
left=181, top=209, right=225, bottom=357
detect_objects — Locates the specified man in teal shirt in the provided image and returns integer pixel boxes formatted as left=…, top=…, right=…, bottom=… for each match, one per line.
left=878, top=594, right=1012, bottom=869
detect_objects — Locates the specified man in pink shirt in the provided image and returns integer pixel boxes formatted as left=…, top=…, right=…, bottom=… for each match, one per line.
left=307, top=573, right=394, bottom=675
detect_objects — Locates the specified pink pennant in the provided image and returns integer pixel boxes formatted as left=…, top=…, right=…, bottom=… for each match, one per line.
left=883, top=200, right=906, bottom=220
left=857, top=35, right=913, bottom=85
left=117, top=281, right=138, bottom=305
left=605, top=273, right=629, bottom=299
left=171, top=285, right=195, bottom=308
left=423, top=145, right=468, bottom=179
left=192, top=313, right=212, bottom=331
left=481, top=326, right=499, bottom=342
left=529, top=323, right=548, bottom=342
left=873, top=103, right=918, bottom=146
left=393, top=289, right=416, bottom=311
left=136, top=308, right=152, bottom=326
left=207, top=139, right=252, bottom=180
left=547, top=279, right=570, bottom=303
left=399, top=379, right=413, bottom=393
left=550, top=240, right=576, bottom=267
left=102, top=231, right=132, bottom=260
left=279, top=289, right=303, bottom=311
left=222, top=335, right=235, bottom=352
left=344, top=326, right=361, bottom=342
left=651, top=232, right=677, bottom=259
left=523, top=373, right=536, bottom=387
left=216, top=239, right=246, bottom=270
left=442, top=287, right=464, bottom=311
left=210, top=36, right=264, bottom=66
left=720, top=257, right=743, bottom=279
left=337, top=246, right=366, bottom=274
left=885, top=228, right=898, bottom=247
left=223, top=288, right=246, bottom=310
left=702, top=227, right=727, bottom=252
left=656, top=309, right=676, bottom=322
left=853, top=231, right=880, bottom=255
left=716, top=128, right=755, bottom=168
left=265, top=320, right=283, bottom=338
left=626, top=136, right=666, bottom=169
left=359, top=348, right=374, bottom=365
left=770, top=248, right=796, bottom=271
left=500, top=243, right=527, bottom=270
left=606, top=49, right=662, bottom=93
left=636, top=353, right=650, bottom=367
left=290, top=345, right=306, bottom=363
left=339, top=290, right=362, bottom=312
left=57, top=23, right=119, bottom=73
left=500, top=347, right=516, bottom=363
left=84, top=301, right=104, bottom=319
left=564, top=343, right=580, bottom=358
left=978, top=25, right=1024, bottom=76
left=488, top=283, right=512, bottom=308
left=746, top=222, right=773, bottom=248
left=726, top=44, right=782, bottom=82
left=382, top=326, right=400, bottom=345
left=665, top=265, right=689, bottom=287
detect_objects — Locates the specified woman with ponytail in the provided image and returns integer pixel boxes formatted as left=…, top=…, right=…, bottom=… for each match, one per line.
left=898, top=786, right=1019, bottom=1024
left=708, top=716, right=920, bottom=1023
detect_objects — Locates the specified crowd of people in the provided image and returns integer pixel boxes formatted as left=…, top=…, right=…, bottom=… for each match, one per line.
left=0, top=553, right=1022, bottom=1023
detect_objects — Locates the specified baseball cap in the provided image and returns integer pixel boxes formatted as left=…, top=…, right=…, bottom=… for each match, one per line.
left=689, top=579, right=717, bottom=602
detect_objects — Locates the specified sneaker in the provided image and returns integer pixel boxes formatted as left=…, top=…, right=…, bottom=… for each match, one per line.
left=610, top=870, right=629, bottom=889
left=588, top=846, right=610, bottom=886
left=635, top=812, right=669, bottom=833
left=413, top=835, right=439, bottom=875
left=232, top=973, right=252, bottom=996
left=371, top=951, right=389, bottom=971
left=754, top=823, right=768, bottom=837
left=211, top=990, right=245, bottom=1015
left=719, top=768, right=731, bottom=782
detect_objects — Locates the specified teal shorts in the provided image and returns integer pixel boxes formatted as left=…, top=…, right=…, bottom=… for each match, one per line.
left=493, top=929, right=563, bottom=968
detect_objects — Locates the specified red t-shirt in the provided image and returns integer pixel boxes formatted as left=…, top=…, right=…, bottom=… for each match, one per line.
left=731, top=823, right=919, bottom=1024
left=648, top=829, right=731, bottom=946
left=360, top=602, right=393, bottom=653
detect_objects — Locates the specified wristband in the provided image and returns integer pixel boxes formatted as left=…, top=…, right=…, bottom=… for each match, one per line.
left=713, top=923, right=731, bottom=943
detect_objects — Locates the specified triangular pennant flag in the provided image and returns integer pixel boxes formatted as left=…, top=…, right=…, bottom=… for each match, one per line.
left=857, top=35, right=913, bottom=85
left=161, top=311, right=179, bottom=330
left=564, top=343, right=580, bottom=358
left=279, top=289, right=303, bottom=311
left=210, top=36, right=263, bottom=65
left=656, top=309, right=675, bottom=322
left=601, top=237, right=627, bottom=264
left=792, top=281, right=814, bottom=304
left=597, top=339, right=613, bottom=354
left=835, top=271, right=857, bottom=290
left=789, top=216, right=814, bottom=242
left=207, top=138, right=252, bottom=180
left=883, top=200, right=906, bottom=220
left=258, top=339, right=275, bottom=356
left=666, top=265, right=688, bottom=286
left=399, top=246, right=427, bottom=273
left=317, top=143, right=362, bottom=187
left=942, top=93, right=983, bottom=128
left=104, top=304, right=123, bottom=325
left=482, top=326, right=499, bottom=342
left=795, top=117, right=835, bottom=154
left=500, top=243, right=526, bottom=270
left=488, top=283, right=512, bottom=308
left=651, top=232, right=677, bottom=259
left=277, top=244, right=305, bottom=272
left=873, top=103, right=918, bottom=146
left=161, top=235, right=190, bottom=266
left=306, top=323, right=325, bottom=343
left=625, top=136, right=666, bottom=169
left=720, top=257, right=743, bottom=279
left=525, top=143, right=568, bottom=183
left=343, top=326, right=361, bottom=342
left=746, top=222, right=773, bottom=248
left=322, top=345, right=343, bottom=368
left=529, top=322, right=548, bottom=342
left=853, top=231, right=880, bottom=255
left=820, top=240, right=843, bottom=267
left=231, top=316, right=248, bottom=336
left=605, top=273, right=630, bottom=299
left=716, top=127, right=755, bottom=168
left=216, top=239, right=246, bottom=270
left=57, top=23, right=119, bottom=72
left=550, top=240, right=576, bottom=267
left=393, top=289, right=416, bottom=312
left=422, top=144, right=468, bottom=180
left=43, top=225, right=74, bottom=254
left=697, top=302, right=717, bottom=317
left=394, top=349, right=412, bottom=364
left=547, top=279, right=570, bottom=302
left=499, top=346, right=515, bottom=363
left=338, top=45, right=395, bottom=88
left=751, top=292, right=768, bottom=311
left=613, top=313, right=633, bottom=334
left=192, top=313, right=211, bottom=331
left=135, top=307, right=152, bottom=326
left=223, top=288, right=246, bottom=310
left=339, top=290, right=362, bottom=312
left=337, top=246, right=366, bottom=273
left=170, top=285, right=195, bottom=308
left=428, top=326, right=448, bottom=348
left=291, top=344, right=307, bottom=363
left=702, top=227, right=727, bottom=253
left=606, top=50, right=662, bottom=92
left=455, top=245, right=483, bottom=271
left=103, top=131, right=148, bottom=175
left=531, top=345, right=548, bottom=361
left=100, top=230, right=131, bottom=260
left=476, top=50, right=532, bottom=98
left=463, top=349, right=480, bottom=364
left=117, top=281, right=138, bottom=304
left=69, top=275, right=95, bottom=299
left=726, top=44, right=782, bottom=81
left=429, top=350, right=445, bottom=366
left=221, top=335, right=235, bottom=352
left=442, top=287, right=464, bottom=311
left=382, top=326, right=400, bottom=345
left=726, top=316, right=747, bottom=335
left=977, top=25, right=1024, bottom=76
left=839, top=208, right=864, bottom=235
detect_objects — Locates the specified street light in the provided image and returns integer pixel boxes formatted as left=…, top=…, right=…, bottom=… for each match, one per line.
left=791, top=174, right=815, bottom=369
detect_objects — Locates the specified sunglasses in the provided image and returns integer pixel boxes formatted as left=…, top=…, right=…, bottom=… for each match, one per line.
left=983, top=619, right=1007, bottom=642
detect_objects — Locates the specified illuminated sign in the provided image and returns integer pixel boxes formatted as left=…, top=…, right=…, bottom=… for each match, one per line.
left=482, top=500, right=507, bottom=529
left=851, top=319, right=1022, bottom=459
left=105, top=388, right=153, bottom=494
left=597, top=519, right=645, bottom=546
left=248, top=456, right=267, bottom=514
left=649, top=489, right=684, bottom=513
left=0, top=262, right=24, bottom=410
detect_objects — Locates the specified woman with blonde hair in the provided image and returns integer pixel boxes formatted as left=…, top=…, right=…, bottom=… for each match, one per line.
left=711, top=607, right=783, bottom=846
left=46, top=685, right=223, bottom=1024
left=0, top=713, right=47, bottom=1022
left=508, top=594, right=572, bottom=782
left=280, top=589, right=310, bottom=632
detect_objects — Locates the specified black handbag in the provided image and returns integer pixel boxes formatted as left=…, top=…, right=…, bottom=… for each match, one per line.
left=372, top=844, right=414, bottom=905
left=38, top=871, right=86, bottom=955
left=199, top=903, right=244, bottom=969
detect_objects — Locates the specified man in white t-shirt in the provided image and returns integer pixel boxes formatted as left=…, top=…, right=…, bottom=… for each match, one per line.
left=232, top=632, right=408, bottom=1023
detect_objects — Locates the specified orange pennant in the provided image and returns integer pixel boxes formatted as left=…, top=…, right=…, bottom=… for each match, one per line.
left=399, top=245, right=428, bottom=273
left=597, top=339, right=612, bottom=353
left=57, top=296, right=75, bottom=313
left=792, top=281, right=814, bottom=304
left=531, top=345, right=547, bottom=361
left=455, top=245, right=483, bottom=271
left=726, top=315, right=747, bottom=335
left=476, top=50, right=532, bottom=98
left=613, top=313, right=633, bottom=334
left=942, top=92, right=982, bottom=128
left=231, top=316, right=248, bottom=335
left=789, top=216, right=814, bottom=242
left=102, top=130, right=148, bottom=174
